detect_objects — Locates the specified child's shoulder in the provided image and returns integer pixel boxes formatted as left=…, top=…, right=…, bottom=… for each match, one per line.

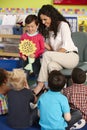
left=20, top=33, right=28, bottom=38
left=37, top=33, right=44, bottom=38
left=21, top=32, right=27, bottom=35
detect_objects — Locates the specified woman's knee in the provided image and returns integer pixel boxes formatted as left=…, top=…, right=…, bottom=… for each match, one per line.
left=48, top=62, right=62, bottom=72
left=43, top=51, right=49, bottom=57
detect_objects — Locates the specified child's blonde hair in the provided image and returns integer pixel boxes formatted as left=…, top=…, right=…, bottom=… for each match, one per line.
left=7, top=69, right=28, bottom=91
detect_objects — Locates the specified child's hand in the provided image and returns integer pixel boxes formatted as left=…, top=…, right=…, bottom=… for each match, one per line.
left=29, top=54, right=35, bottom=58
left=22, top=55, right=27, bottom=61
left=30, top=102, right=37, bottom=109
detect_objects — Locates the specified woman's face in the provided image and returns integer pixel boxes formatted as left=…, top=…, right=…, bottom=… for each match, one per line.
left=40, top=14, right=51, bottom=27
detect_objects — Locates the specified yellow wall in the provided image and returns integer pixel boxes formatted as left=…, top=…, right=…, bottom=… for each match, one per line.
left=1, top=0, right=52, bottom=8
left=0, top=0, right=87, bottom=11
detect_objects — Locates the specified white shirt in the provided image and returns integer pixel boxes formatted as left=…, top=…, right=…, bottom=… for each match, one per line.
left=48, top=21, right=78, bottom=52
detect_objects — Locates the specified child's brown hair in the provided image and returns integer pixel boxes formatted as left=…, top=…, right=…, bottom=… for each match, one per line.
left=72, top=67, right=86, bottom=84
left=0, top=68, right=8, bottom=86
left=48, top=70, right=66, bottom=92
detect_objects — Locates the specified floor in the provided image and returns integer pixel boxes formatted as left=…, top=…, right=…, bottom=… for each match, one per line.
left=0, top=74, right=87, bottom=130
left=0, top=115, right=40, bottom=130
left=0, top=115, right=87, bottom=130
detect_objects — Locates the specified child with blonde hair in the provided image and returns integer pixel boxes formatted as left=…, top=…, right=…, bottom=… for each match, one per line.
left=7, top=69, right=29, bottom=90
left=7, top=69, right=39, bottom=128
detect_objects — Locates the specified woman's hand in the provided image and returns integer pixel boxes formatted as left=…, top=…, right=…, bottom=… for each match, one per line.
left=58, top=48, right=67, bottom=53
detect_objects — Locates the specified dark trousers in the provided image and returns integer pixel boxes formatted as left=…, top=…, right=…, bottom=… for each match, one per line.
left=32, top=57, right=41, bottom=78
left=30, top=108, right=39, bottom=126
left=21, top=57, right=41, bottom=80
left=66, top=109, right=82, bottom=130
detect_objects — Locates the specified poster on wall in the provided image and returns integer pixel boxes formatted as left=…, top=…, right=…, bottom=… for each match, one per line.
left=78, top=16, right=87, bottom=32
left=2, top=15, right=16, bottom=25
left=53, top=0, right=87, bottom=5
left=65, top=16, right=78, bottom=32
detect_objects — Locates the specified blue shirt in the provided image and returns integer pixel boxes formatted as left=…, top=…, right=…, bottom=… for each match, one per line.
left=37, top=90, right=70, bottom=130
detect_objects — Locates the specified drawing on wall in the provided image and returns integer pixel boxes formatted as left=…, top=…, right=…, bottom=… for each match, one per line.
left=78, top=16, right=87, bottom=32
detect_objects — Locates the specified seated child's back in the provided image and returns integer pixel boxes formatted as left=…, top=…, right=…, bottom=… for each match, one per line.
left=7, top=69, right=38, bottom=128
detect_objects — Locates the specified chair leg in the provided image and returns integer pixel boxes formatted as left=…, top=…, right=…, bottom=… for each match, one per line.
left=66, top=76, right=72, bottom=87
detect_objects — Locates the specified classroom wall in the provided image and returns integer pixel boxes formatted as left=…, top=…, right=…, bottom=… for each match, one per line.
left=0, top=0, right=87, bottom=32
left=1, top=0, right=52, bottom=8
left=0, top=0, right=87, bottom=12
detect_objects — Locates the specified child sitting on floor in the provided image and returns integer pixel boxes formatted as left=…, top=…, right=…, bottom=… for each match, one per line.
left=37, top=70, right=71, bottom=130
left=63, top=67, right=86, bottom=129
left=7, top=69, right=39, bottom=128
left=0, top=68, right=11, bottom=115
left=37, top=70, right=84, bottom=130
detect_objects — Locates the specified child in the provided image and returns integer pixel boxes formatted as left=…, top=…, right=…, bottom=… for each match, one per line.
left=7, top=69, right=39, bottom=128
left=63, top=67, right=87, bottom=129
left=37, top=70, right=71, bottom=130
left=0, top=68, right=11, bottom=115
left=19, top=14, right=45, bottom=80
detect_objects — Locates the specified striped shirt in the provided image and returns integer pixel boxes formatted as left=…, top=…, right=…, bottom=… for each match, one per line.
left=0, top=94, right=8, bottom=115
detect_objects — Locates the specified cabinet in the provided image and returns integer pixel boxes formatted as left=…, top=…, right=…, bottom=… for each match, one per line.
left=0, top=34, right=21, bottom=57
left=0, top=34, right=22, bottom=71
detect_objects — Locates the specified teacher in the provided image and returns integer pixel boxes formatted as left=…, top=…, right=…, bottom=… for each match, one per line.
left=34, top=4, right=79, bottom=95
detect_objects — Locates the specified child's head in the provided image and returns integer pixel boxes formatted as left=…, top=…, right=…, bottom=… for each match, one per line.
left=0, top=68, right=8, bottom=86
left=25, top=14, right=39, bottom=34
left=72, top=68, right=86, bottom=84
left=8, top=69, right=28, bottom=91
left=48, top=70, right=66, bottom=92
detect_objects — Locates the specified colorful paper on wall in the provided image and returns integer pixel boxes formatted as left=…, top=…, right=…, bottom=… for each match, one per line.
left=0, top=8, right=86, bottom=15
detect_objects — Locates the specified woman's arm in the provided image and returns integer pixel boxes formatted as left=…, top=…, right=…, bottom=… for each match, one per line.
left=33, top=94, right=37, bottom=104
left=45, top=42, right=53, bottom=51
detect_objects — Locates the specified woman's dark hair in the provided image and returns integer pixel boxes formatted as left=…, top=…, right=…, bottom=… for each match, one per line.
left=38, top=4, right=70, bottom=38
left=48, top=70, right=66, bottom=92
left=72, top=68, right=86, bottom=84
left=25, top=14, right=39, bottom=26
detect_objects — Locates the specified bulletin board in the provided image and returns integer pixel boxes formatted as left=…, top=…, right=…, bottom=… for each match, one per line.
left=65, top=16, right=77, bottom=32
left=0, top=8, right=87, bottom=32
left=53, top=0, right=87, bottom=5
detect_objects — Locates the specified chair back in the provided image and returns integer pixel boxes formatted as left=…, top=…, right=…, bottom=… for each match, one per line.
left=72, top=32, right=87, bottom=62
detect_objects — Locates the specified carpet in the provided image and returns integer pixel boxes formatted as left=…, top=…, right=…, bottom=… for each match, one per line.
left=0, top=115, right=87, bottom=130
left=0, top=115, right=40, bottom=130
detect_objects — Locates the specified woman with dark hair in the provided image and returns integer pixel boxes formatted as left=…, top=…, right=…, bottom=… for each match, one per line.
left=34, top=4, right=79, bottom=95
